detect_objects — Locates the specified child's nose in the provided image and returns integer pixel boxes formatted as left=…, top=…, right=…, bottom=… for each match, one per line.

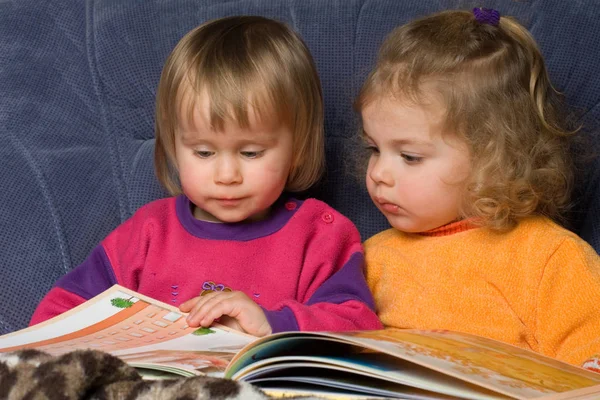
left=369, top=158, right=394, bottom=186
left=214, top=156, right=242, bottom=185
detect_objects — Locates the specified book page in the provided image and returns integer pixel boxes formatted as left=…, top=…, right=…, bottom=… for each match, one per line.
left=228, top=336, right=505, bottom=400
left=227, top=329, right=600, bottom=400
left=0, top=285, right=254, bottom=376
left=340, top=329, right=600, bottom=398
left=234, top=355, right=504, bottom=399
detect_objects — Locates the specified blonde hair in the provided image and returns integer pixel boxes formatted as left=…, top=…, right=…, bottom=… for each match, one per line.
left=155, top=16, right=324, bottom=194
left=356, top=10, right=574, bottom=231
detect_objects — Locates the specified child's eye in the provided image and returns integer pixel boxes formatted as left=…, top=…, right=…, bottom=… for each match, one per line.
left=401, top=153, right=423, bottom=164
left=194, top=150, right=214, bottom=159
left=241, top=150, right=265, bottom=159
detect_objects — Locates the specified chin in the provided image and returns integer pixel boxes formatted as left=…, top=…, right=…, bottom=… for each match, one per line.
left=218, top=210, right=269, bottom=223
left=388, top=218, right=425, bottom=233
left=215, top=214, right=249, bottom=223
left=392, top=225, right=424, bottom=233
left=206, top=204, right=270, bottom=223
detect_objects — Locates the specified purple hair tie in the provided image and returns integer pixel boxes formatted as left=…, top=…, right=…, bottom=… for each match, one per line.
left=473, top=7, right=500, bottom=26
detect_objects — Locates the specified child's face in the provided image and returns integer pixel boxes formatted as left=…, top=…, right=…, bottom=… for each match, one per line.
left=361, top=96, right=471, bottom=233
left=174, top=94, right=294, bottom=223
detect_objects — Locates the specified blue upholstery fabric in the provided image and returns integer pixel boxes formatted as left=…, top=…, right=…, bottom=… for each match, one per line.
left=1, top=0, right=599, bottom=334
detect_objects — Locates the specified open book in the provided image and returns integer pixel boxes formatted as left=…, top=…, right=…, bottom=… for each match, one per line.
left=2, top=285, right=600, bottom=400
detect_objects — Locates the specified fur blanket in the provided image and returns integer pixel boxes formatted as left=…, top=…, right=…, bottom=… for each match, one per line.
left=0, top=349, right=322, bottom=400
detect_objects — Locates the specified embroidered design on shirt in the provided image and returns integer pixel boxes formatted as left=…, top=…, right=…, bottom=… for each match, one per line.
left=201, top=281, right=232, bottom=296
left=171, top=284, right=179, bottom=303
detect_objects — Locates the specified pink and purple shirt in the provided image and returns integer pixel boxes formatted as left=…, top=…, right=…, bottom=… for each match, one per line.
left=31, top=195, right=382, bottom=332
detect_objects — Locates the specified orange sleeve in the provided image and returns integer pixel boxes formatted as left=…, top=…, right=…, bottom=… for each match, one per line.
left=364, top=235, right=386, bottom=300
left=536, top=236, right=600, bottom=366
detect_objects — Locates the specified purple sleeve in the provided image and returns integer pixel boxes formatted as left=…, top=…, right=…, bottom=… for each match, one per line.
left=305, top=253, right=376, bottom=309
left=31, top=245, right=118, bottom=325
left=266, top=253, right=382, bottom=333
left=262, top=307, right=299, bottom=332
left=55, top=245, right=118, bottom=300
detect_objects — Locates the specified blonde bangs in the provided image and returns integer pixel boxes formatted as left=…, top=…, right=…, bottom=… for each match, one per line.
left=177, top=62, right=292, bottom=135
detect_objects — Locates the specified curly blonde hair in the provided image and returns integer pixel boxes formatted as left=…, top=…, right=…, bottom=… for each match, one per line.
left=355, top=10, right=574, bottom=231
left=155, top=16, right=324, bottom=195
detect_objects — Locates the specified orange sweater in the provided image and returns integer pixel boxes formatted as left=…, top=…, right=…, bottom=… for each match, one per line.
left=364, top=216, right=600, bottom=366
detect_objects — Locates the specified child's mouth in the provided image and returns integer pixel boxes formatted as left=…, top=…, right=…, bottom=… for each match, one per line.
left=215, top=198, right=244, bottom=207
left=380, top=203, right=400, bottom=213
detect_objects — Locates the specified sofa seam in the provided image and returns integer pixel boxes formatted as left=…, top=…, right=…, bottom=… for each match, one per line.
left=85, top=0, right=130, bottom=222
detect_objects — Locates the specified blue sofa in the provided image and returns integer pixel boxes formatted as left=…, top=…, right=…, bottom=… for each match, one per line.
left=1, top=0, right=599, bottom=335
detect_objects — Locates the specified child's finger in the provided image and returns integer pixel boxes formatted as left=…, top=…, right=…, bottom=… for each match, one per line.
left=179, top=296, right=202, bottom=312
left=186, top=291, right=232, bottom=326
left=217, top=315, right=243, bottom=331
left=190, top=292, right=239, bottom=327
left=185, top=292, right=220, bottom=325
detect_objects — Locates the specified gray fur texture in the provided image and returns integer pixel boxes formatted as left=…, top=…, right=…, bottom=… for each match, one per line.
left=0, top=349, right=323, bottom=400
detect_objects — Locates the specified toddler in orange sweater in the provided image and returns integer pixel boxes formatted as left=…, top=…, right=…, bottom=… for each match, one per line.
left=356, top=8, right=600, bottom=370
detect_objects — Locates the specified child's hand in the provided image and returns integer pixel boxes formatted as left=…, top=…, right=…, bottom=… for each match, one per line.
left=179, top=291, right=272, bottom=337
